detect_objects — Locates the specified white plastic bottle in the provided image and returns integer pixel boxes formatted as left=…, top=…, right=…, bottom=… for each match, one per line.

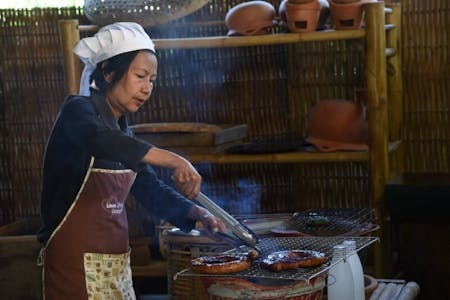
left=343, top=239, right=365, bottom=300
left=327, top=244, right=354, bottom=300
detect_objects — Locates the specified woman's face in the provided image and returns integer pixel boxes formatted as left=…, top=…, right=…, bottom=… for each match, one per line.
left=105, top=50, right=157, bottom=119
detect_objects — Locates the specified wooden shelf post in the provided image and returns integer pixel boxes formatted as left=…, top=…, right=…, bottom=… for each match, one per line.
left=59, top=19, right=81, bottom=95
left=365, top=2, right=389, bottom=277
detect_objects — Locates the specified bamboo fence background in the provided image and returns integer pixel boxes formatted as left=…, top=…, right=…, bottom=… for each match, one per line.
left=0, top=0, right=448, bottom=229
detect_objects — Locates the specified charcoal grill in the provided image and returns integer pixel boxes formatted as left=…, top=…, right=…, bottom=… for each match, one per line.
left=176, top=236, right=378, bottom=283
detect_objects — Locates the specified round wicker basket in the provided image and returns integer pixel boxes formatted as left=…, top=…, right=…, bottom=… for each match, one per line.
left=83, top=0, right=210, bottom=27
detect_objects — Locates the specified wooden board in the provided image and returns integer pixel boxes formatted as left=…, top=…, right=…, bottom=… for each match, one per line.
left=131, top=123, right=248, bottom=147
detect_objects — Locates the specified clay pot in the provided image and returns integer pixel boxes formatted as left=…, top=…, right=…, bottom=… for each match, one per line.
left=364, top=274, right=379, bottom=299
left=285, top=0, right=330, bottom=33
left=306, top=99, right=369, bottom=152
left=329, top=0, right=377, bottom=30
left=225, top=1, right=276, bottom=36
left=323, top=274, right=378, bottom=299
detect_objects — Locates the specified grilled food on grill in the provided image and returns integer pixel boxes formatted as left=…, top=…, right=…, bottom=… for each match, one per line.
left=191, top=250, right=259, bottom=274
left=260, top=250, right=326, bottom=272
left=306, top=215, right=331, bottom=226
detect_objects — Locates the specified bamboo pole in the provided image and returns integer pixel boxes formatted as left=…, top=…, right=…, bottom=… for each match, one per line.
left=365, top=1, right=389, bottom=278
left=78, top=25, right=365, bottom=48
left=59, top=19, right=81, bottom=95
left=386, top=3, right=404, bottom=177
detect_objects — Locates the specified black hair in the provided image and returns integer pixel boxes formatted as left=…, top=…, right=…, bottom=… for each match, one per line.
left=90, top=49, right=155, bottom=93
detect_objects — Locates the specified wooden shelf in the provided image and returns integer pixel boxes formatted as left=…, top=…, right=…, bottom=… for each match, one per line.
left=187, top=151, right=369, bottom=164
left=180, top=141, right=401, bottom=164
left=78, top=25, right=365, bottom=49
left=153, top=30, right=365, bottom=49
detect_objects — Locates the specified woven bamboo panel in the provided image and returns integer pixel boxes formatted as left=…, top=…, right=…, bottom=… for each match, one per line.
left=0, top=7, right=85, bottom=226
left=396, top=0, right=450, bottom=172
left=130, top=45, right=290, bottom=139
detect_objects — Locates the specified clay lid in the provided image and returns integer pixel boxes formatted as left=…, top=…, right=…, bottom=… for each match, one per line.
left=306, top=99, right=369, bottom=152
left=225, top=1, right=276, bottom=36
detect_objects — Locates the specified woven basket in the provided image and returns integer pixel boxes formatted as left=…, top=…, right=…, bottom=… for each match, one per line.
left=83, top=0, right=211, bottom=27
left=162, top=229, right=232, bottom=300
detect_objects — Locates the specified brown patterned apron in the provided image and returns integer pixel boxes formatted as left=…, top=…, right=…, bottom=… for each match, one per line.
left=42, top=158, right=137, bottom=300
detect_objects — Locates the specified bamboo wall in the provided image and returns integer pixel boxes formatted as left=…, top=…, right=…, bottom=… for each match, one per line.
left=399, top=0, right=450, bottom=171
left=0, top=0, right=448, bottom=227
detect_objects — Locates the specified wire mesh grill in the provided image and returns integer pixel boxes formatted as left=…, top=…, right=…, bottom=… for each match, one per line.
left=277, top=208, right=379, bottom=236
left=176, top=236, right=378, bottom=282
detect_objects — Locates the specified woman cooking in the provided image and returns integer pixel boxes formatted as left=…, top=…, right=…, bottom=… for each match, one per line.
left=37, top=22, right=226, bottom=299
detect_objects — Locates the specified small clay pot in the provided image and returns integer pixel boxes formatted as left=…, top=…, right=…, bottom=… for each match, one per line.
left=364, top=274, right=378, bottom=299
left=285, top=0, right=322, bottom=33
left=225, top=1, right=276, bottom=36
left=329, top=0, right=377, bottom=30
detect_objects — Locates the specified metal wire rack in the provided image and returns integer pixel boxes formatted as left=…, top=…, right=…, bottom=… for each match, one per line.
left=280, top=208, right=379, bottom=236
left=176, top=236, right=378, bottom=283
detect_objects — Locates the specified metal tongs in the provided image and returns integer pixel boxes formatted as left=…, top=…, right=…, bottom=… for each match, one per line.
left=196, top=192, right=261, bottom=252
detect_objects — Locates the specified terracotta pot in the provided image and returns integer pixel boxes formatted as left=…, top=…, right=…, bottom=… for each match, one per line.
left=329, top=0, right=377, bottom=30
left=364, top=274, right=379, bottom=299
left=285, top=0, right=325, bottom=33
left=225, top=1, right=276, bottom=36
left=306, top=99, right=369, bottom=152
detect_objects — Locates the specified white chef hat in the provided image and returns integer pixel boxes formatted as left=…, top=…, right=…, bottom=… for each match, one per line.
left=73, top=22, right=156, bottom=96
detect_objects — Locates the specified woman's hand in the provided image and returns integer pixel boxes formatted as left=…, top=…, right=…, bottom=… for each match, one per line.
left=188, top=205, right=227, bottom=236
left=142, top=146, right=201, bottom=199
left=172, top=161, right=201, bottom=199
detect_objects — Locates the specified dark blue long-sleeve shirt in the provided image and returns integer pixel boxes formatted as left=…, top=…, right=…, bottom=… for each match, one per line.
left=37, top=89, right=195, bottom=244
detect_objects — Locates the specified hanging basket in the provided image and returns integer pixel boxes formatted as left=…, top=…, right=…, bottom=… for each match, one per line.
left=83, top=0, right=210, bottom=27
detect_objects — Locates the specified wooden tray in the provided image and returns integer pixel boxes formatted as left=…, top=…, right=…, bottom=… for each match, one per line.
left=131, top=123, right=248, bottom=147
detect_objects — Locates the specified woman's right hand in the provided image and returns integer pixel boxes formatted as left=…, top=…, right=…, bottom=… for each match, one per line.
left=142, top=146, right=202, bottom=199
left=171, top=160, right=201, bottom=199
